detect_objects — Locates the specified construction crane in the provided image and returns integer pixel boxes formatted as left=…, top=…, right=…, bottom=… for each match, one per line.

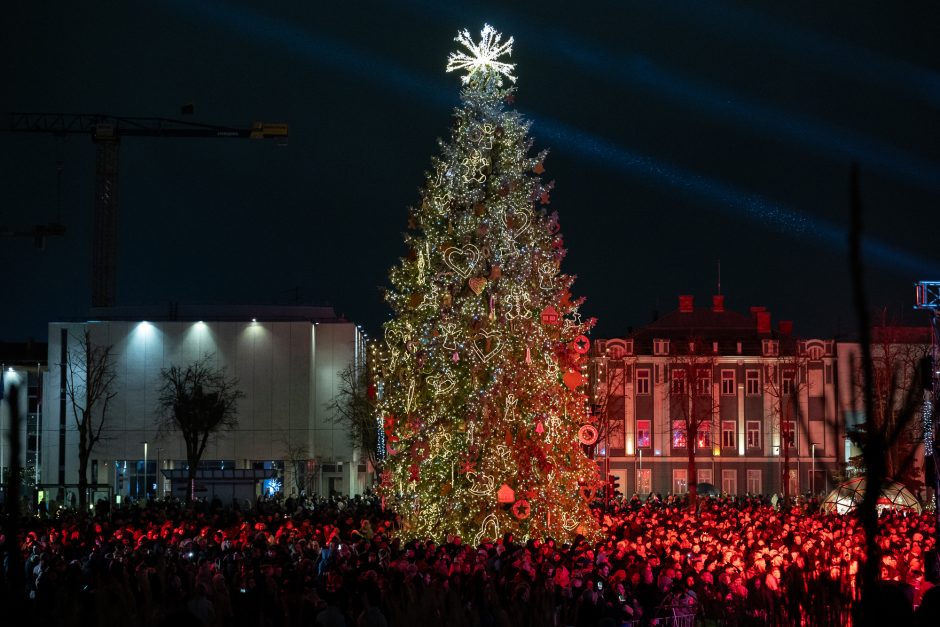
left=6, top=112, right=288, bottom=307
left=0, top=222, right=66, bottom=249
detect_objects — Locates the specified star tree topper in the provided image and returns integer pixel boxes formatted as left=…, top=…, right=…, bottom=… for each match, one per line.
left=446, top=24, right=516, bottom=86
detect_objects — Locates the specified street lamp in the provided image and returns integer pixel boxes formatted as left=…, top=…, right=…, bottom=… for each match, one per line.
left=142, top=441, right=148, bottom=501
left=811, top=443, right=816, bottom=495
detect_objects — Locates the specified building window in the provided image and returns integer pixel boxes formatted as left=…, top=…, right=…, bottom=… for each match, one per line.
left=672, top=420, right=687, bottom=448
left=637, top=468, right=652, bottom=495
left=696, top=423, right=712, bottom=450
left=697, top=469, right=712, bottom=486
left=746, top=420, right=761, bottom=449
left=721, top=369, right=736, bottom=395
left=654, top=339, right=670, bottom=355
left=825, top=364, right=833, bottom=384
left=721, top=421, right=736, bottom=448
left=636, top=368, right=651, bottom=395
left=673, top=469, right=688, bottom=494
left=696, top=368, right=712, bottom=395
left=721, top=469, right=737, bottom=495
left=762, top=339, right=779, bottom=356
left=782, top=421, right=796, bottom=449
left=746, top=469, right=762, bottom=495
left=782, top=371, right=795, bottom=396
left=637, top=420, right=651, bottom=448
left=624, top=339, right=634, bottom=355
left=745, top=370, right=760, bottom=396
left=765, top=364, right=776, bottom=385
left=671, top=369, right=686, bottom=395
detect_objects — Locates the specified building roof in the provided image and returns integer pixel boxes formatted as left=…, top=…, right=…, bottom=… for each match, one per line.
left=80, top=304, right=345, bottom=324
left=603, top=296, right=800, bottom=357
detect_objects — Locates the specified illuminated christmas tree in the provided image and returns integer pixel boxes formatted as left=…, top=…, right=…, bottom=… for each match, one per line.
left=379, top=25, right=599, bottom=543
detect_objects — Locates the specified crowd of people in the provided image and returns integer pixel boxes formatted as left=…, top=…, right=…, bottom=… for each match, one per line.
left=0, top=491, right=938, bottom=627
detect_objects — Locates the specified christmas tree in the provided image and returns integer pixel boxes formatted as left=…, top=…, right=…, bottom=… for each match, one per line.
left=378, top=25, right=599, bottom=543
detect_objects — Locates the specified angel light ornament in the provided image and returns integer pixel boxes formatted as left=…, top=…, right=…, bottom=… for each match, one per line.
left=446, top=23, right=517, bottom=86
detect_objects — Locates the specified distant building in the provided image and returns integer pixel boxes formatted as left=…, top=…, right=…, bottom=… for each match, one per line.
left=590, top=295, right=839, bottom=499
left=1, top=340, right=46, bottom=501
left=40, top=305, right=369, bottom=507
left=836, top=325, right=931, bottom=498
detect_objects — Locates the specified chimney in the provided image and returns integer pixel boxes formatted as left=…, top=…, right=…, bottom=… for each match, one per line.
left=712, top=295, right=725, bottom=313
left=779, top=320, right=793, bottom=336
left=679, top=295, right=694, bottom=313
left=749, top=306, right=766, bottom=320
left=756, top=310, right=771, bottom=334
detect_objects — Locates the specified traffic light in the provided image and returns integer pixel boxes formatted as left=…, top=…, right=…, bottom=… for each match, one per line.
left=607, top=474, right=621, bottom=499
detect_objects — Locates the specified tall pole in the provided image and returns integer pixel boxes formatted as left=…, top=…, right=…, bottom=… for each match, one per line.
left=143, top=441, right=148, bottom=501
left=812, top=443, right=816, bottom=495
left=35, top=362, right=40, bottom=489
left=1, top=363, right=5, bottom=487
left=156, top=447, right=162, bottom=499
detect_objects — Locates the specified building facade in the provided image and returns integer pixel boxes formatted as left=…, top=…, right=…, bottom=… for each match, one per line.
left=1, top=340, right=46, bottom=501
left=590, top=295, right=839, bottom=499
left=40, top=305, right=369, bottom=507
left=836, top=326, right=931, bottom=499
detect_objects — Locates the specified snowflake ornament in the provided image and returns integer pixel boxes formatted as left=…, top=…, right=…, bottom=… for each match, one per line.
left=446, top=24, right=516, bottom=86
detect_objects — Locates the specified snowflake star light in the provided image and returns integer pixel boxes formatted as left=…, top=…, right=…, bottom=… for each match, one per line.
left=446, top=24, right=516, bottom=85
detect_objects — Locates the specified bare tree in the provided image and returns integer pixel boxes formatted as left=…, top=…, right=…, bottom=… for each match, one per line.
left=156, top=355, right=243, bottom=503
left=665, top=338, right=720, bottom=509
left=279, top=435, right=315, bottom=497
left=847, top=165, right=929, bottom=624
left=845, top=318, right=929, bottom=492
left=326, top=362, right=380, bottom=477
left=763, top=352, right=810, bottom=503
left=588, top=352, right=629, bottom=497
left=65, top=330, right=117, bottom=512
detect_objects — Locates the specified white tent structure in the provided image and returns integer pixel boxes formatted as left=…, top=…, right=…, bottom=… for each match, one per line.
left=820, top=476, right=922, bottom=515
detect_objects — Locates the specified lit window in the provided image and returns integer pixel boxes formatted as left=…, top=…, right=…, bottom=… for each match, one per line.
left=673, top=469, right=688, bottom=494
left=746, top=420, right=761, bottom=449
left=696, top=423, right=711, bottom=450
left=721, top=369, right=736, bottom=395
left=637, top=420, right=651, bottom=448
left=672, top=420, right=687, bottom=448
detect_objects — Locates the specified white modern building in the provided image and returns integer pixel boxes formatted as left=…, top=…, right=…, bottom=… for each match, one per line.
left=41, top=305, right=369, bottom=507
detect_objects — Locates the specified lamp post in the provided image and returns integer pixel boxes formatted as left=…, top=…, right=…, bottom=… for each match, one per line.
left=142, top=441, right=148, bottom=501
left=156, top=447, right=162, bottom=499
left=811, top=443, right=816, bottom=495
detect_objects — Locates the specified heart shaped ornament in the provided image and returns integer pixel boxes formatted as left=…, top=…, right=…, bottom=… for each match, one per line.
left=563, top=369, right=586, bottom=390
left=443, top=244, right=481, bottom=279
left=471, top=330, right=504, bottom=362
left=500, top=210, right=531, bottom=240
left=468, top=277, right=488, bottom=295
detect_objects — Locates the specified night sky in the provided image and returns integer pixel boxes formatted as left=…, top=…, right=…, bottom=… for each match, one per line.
left=3, top=1, right=940, bottom=342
